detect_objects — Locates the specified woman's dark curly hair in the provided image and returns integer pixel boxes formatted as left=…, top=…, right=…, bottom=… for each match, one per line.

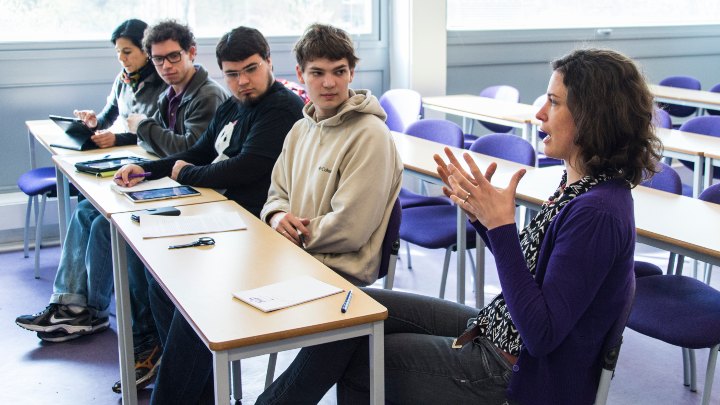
left=552, top=48, right=662, bottom=187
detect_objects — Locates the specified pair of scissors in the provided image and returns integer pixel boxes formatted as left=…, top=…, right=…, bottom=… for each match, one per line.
left=168, top=236, right=215, bottom=249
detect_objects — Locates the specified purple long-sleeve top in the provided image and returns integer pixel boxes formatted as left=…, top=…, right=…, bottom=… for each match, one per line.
left=472, top=178, right=636, bottom=405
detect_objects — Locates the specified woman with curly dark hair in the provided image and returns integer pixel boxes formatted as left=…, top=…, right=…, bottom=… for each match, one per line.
left=257, top=48, right=662, bottom=405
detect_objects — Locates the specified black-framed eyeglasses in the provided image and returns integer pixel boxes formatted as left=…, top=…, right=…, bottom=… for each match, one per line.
left=151, top=50, right=184, bottom=66
left=223, top=62, right=263, bottom=81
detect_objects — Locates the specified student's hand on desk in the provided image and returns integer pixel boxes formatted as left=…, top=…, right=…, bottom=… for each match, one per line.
left=171, top=160, right=194, bottom=181
left=269, top=212, right=311, bottom=247
left=113, top=164, right=145, bottom=187
left=445, top=151, right=526, bottom=230
left=73, top=109, right=97, bottom=129
left=91, top=130, right=116, bottom=148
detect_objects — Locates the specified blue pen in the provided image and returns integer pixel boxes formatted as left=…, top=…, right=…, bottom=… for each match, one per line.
left=341, top=290, right=353, bottom=313
left=114, top=172, right=152, bottom=180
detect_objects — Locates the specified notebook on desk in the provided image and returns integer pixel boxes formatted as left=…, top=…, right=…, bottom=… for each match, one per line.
left=48, top=115, right=98, bottom=151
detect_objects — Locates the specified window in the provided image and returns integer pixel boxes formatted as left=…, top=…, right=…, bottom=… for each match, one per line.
left=447, top=0, right=720, bottom=31
left=0, top=0, right=373, bottom=42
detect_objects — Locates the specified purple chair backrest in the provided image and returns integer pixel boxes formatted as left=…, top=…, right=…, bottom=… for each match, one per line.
left=653, top=108, right=672, bottom=129
left=379, top=89, right=422, bottom=133
left=699, top=183, right=720, bottom=204
left=706, top=83, right=720, bottom=116
left=469, top=133, right=536, bottom=166
left=659, top=75, right=702, bottom=118
left=378, top=198, right=402, bottom=280
left=679, top=115, right=720, bottom=137
left=404, top=119, right=464, bottom=148
left=641, top=162, right=682, bottom=194
left=478, top=85, right=520, bottom=133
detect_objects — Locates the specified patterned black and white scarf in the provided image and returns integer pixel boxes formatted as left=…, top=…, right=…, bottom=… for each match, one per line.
left=473, top=170, right=612, bottom=356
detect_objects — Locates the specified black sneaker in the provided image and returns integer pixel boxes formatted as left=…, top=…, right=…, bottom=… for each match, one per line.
left=112, top=344, right=162, bottom=394
left=15, top=304, right=95, bottom=334
left=36, top=316, right=110, bottom=342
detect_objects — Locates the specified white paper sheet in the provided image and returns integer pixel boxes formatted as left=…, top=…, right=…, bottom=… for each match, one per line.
left=140, top=211, right=247, bottom=238
left=111, top=176, right=180, bottom=194
left=233, top=275, right=344, bottom=312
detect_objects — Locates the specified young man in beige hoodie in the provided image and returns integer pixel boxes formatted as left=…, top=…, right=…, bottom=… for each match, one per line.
left=261, top=23, right=403, bottom=286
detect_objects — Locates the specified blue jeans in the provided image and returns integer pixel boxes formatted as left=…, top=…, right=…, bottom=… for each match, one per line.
left=50, top=199, right=158, bottom=347
left=257, top=288, right=513, bottom=405
left=148, top=272, right=213, bottom=405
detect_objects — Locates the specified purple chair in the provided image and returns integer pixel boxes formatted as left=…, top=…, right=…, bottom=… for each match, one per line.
left=379, top=88, right=422, bottom=133
left=707, top=83, right=720, bottom=116
left=17, top=167, right=57, bottom=278
left=678, top=116, right=720, bottom=181
left=595, top=276, right=636, bottom=405
left=399, top=119, right=460, bottom=209
left=658, top=75, right=702, bottom=120
left=653, top=107, right=673, bottom=129
left=464, top=85, right=520, bottom=148
left=468, top=133, right=536, bottom=167
left=627, top=274, right=720, bottom=405
left=641, top=161, right=682, bottom=194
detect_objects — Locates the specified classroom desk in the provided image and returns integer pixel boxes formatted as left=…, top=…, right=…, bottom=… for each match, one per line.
left=655, top=127, right=718, bottom=197
left=52, top=153, right=227, bottom=405
left=422, top=95, right=541, bottom=148
left=111, top=200, right=388, bottom=405
left=649, top=84, right=720, bottom=112
left=25, top=119, right=155, bottom=243
left=392, top=131, right=536, bottom=306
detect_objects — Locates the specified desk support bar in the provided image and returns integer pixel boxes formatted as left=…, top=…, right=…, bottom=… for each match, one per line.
left=111, top=223, right=138, bottom=405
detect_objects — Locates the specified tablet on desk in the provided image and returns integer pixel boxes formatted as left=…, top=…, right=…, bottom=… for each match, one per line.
left=125, top=186, right=201, bottom=203
left=48, top=115, right=97, bottom=151
left=74, top=156, right=149, bottom=175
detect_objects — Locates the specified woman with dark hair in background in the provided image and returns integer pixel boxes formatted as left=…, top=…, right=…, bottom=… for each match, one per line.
left=73, top=18, right=167, bottom=148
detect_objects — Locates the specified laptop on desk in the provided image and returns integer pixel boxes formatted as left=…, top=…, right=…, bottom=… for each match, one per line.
left=48, top=115, right=98, bottom=151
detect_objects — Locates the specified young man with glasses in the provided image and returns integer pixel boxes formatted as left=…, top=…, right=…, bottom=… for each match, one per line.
left=133, top=20, right=228, bottom=157
left=15, top=19, right=229, bottom=395
left=112, top=26, right=305, bottom=404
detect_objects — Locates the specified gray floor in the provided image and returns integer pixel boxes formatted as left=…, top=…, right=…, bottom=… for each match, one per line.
left=2, top=238, right=719, bottom=404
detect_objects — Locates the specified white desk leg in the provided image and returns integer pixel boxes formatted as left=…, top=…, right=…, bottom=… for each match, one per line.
left=27, top=128, right=37, bottom=170
left=111, top=223, right=138, bottom=405
left=704, top=157, right=713, bottom=190
left=456, top=206, right=466, bottom=304
left=55, top=170, right=70, bottom=247
left=475, top=234, right=485, bottom=308
left=213, top=350, right=231, bottom=405
left=369, top=321, right=385, bottom=405
left=692, top=156, right=703, bottom=198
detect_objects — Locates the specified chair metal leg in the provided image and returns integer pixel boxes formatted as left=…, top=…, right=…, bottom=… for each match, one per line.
left=383, top=254, right=397, bottom=290
left=439, top=247, right=453, bottom=299
left=667, top=253, right=676, bottom=275
left=33, top=194, right=47, bottom=278
left=405, top=241, right=413, bottom=270
left=705, top=263, right=713, bottom=284
left=231, top=360, right=242, bottom=402
left=701, top=344, right=720, bottom=405
left=683, top=348, right=691, bottom=387
left=690, top=348, right=698, bottom=392
left=265, top=353, right=278, bottom=389
left=23, top=195, right=32, bottom=258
